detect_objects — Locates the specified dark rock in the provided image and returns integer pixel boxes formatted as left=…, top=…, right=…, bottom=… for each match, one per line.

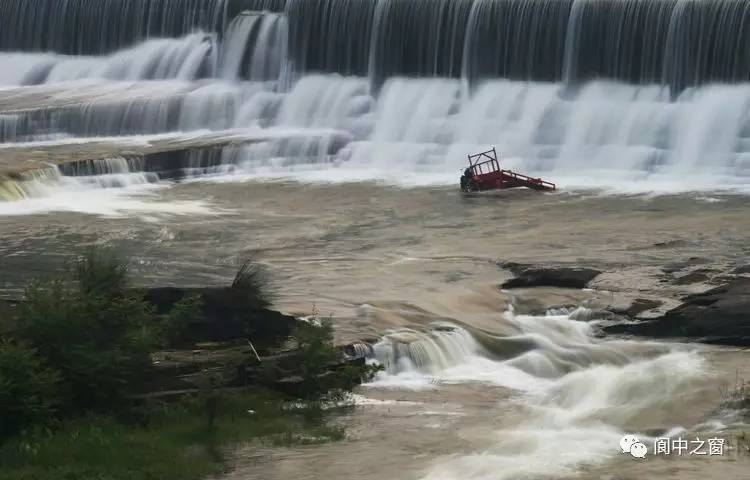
left=499, top=263, right=601, bottom=289
left=569, top=308, right=617, bottom=322
left=672, top=271, right=710, bottom=285
left=343, top=342, right=373, bottom=358
left=608, top=298, right=662, bottom=318
left=511, top=299, right=580, bottom=316
left=263, top=356, right=367, bottom=397
left=273, top=375, right=306, bottom=396
left=661, top=257, right=709, bottom=274
left=142, top=286, right=297, bottom=351
left=731, top=264, right=750, bottom=275
left=603, top=278, right=750, bottom=346
left=140, top=148, right=225, bottom=180
left=433, top=325, right=456, bottom=332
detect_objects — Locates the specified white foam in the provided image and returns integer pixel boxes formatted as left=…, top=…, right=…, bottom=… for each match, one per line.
left=0, top=178, right=216, bottom=217
left=349, top=394, right=423, bottom=407
left=185, top=77, right=750, bottom=194
left=1, top=33, right=214, bottom=85
left=365, top=310, right=707, bottom=480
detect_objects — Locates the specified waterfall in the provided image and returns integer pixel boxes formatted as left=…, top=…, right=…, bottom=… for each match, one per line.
left=0, top=115, right=24, bottom=142
left=3, top=0, right=750, bottom=196
left=220, top=12, right=261, bottom=79
left=5, top=0, right=750, bottom=88
left=0, top=0, right=227, bottom=55
left=464, top=0, right=570, bottom=85
left=220, top=11, right=291, bottom=82
left=1, top=34, right=216, bottom=86
left=248, top=13, right=290, bottom=84
left=0, top=157, right=157, bottom=203
left=372, top=324, right=483, bottom=375
left=363, top=311, right=708, bottom=480
left=6, top=0, right=750, bottom=89
left=286, top=0, right=377, bottom=77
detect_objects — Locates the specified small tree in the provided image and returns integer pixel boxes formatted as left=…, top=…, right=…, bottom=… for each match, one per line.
left=293, top=309, right=384, bottom=402
left=0, top=339, right=61, bottom=439
left=294, top=316, right=340, bottom=400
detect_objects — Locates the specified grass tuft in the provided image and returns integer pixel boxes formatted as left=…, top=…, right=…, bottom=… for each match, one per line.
left=232, top=258, right=274, bottom=309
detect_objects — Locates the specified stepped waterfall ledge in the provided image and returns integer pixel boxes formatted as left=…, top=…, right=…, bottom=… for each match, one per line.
left=1, top=0, right=750, bottom=191
left=1, top=1, right=750, bottom=480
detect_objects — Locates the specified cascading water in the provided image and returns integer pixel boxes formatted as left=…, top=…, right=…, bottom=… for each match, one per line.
left=4, top=0, right=750, bottom=206
left=5, top=0, right=750, bottom=85
left=0, top=157, right=158, bottom=203
left=0, top=0, right=227, bottom=54
left=7, top=0, right=750, bottom=87
left=1, top=33, right=216, bottom=86
left=364, top=309, right=712, bottom=479
left=372, top=323, right=483, bottom=375
left=220, top=11, right=290, bottom=83
left=0, top=114, right=24, bottom=142
left=220, top=13, right=262, bottom=80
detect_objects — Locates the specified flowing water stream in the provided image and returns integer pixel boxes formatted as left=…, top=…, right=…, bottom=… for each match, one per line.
left=3, top=181, right=750, bottom=478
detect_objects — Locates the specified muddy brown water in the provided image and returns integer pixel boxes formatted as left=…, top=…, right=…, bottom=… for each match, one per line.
left=2, top=180, right=750, bottom=479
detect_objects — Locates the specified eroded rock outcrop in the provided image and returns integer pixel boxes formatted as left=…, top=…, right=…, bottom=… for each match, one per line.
left=603, top=278, right=750, bottom=346
left=500, top=262, right=602, bottom=289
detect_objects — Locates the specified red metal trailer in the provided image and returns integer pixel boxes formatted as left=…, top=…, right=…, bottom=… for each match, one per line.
left=460, top=148, right=555, bottom=192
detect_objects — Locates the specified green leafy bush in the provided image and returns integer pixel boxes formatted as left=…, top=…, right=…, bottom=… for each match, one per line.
left=294, top=317, right=340, bottom=399
left=75, top=248, right=128, bottom=298
left=0, top=389, right=345, bottom=480
left=17, top=249, right=158, bottom=416
left=293, top=314, right=383, bottom=400
left=0, top=340, right=61, bottom=439
left=162, top=295, right=204, bottom=348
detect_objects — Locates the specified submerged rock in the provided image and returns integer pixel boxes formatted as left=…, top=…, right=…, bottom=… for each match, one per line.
left=604, top=278, right=750, bottom=346
left=568, top=307, right=617, bottom=322
left=661, top=256, right=710, bottom=274
left=500, top=262, right=601, bottom=289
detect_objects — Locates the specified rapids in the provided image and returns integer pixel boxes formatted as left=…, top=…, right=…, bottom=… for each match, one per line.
left=366, top=310, right=709, bottom=480
left=2, top=176, right=750, bottom=479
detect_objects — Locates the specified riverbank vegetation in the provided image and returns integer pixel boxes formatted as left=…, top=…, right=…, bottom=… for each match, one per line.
left=0, top=388, right=347, bottom=480
left=0, top=248, right=375, bottom=480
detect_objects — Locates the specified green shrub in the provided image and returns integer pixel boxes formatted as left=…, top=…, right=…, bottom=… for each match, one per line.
left=162, top=295, right=203, bottom=348
left=0, top=340, right=61, bottom=439
left=0, top=389, right=345, bottom=480
left=75, top=248, right=128, bottom=298
left=340, top=362, right=384, bottom=390
left=17, top=249, right=159, bottom=416
left=294, top=317, right=340, bottom=400
left=293, top=314, right=381, bottom=400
